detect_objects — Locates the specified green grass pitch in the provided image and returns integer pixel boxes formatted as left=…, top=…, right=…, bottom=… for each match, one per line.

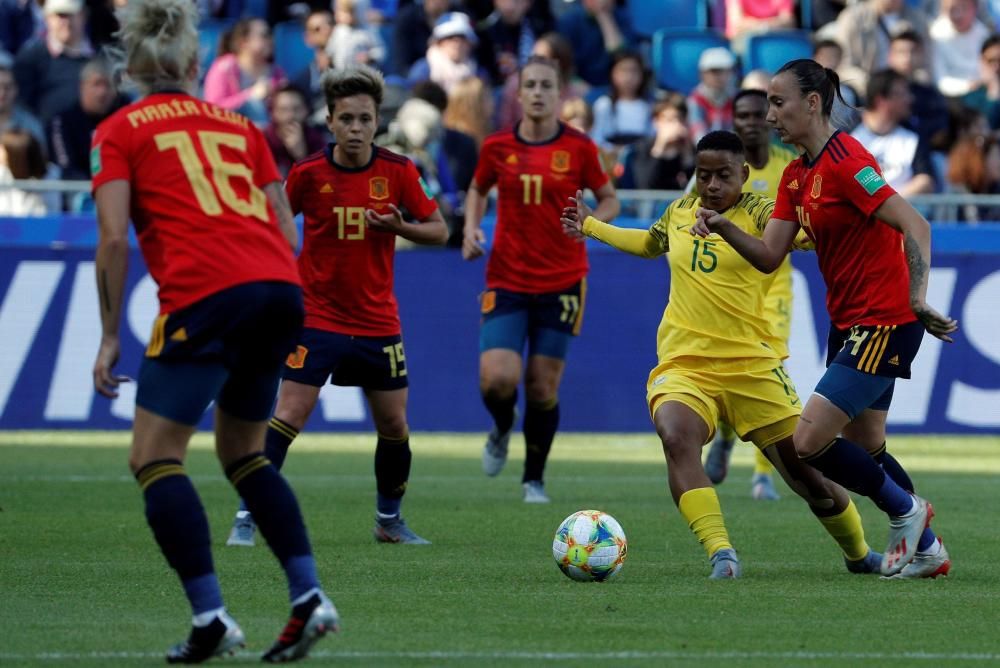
left=1, top=431, right=998, bottom=667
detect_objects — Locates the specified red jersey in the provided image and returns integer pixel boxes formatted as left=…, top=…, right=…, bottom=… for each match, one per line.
left=772, top=131, right=914, bottom=329
left=90, top=92, right=299, bottom=314
left=474, top=122, right=609, bottom=293
left=286, top=145, right=439, bottom=336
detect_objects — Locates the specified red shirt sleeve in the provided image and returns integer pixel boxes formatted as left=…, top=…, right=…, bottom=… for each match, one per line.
left=400, top=159, right=439, bottom=221
left=90, top=116, right=130, bottom=192
left=249, top=124, right=281, bottom=188
left=579, top=137, right=609, bottom=192
left=472, top=139, right=497, bottom=191
left=838, top=153, right=897, bottom=217
left=285, top=163, right=304, bottom=215
left=772, top=166, right=797, bottom=222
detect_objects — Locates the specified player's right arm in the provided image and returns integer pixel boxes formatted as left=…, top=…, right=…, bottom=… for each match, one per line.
left=692, top=209, right=798, bottom=273
left=560, top=189, right=662, bottom=258
left=93, top=179, right=131, bottom=398
left=462, top=179, right=489, bottom=260
left=464, top=138, right=500, bottom=261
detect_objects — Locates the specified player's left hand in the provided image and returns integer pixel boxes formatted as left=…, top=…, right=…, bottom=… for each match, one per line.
left=365, top=204, right=405, bottom=234
left=912, top=301, right=959, bottom=343
left=560, top=189, right=591, bottom=241
left=93, top=335, right=129, bottom=398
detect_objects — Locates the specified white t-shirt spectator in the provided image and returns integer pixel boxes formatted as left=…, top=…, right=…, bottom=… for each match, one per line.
left=930, top=15, right=990, bottom=97
left=850, top=124, right=934, bottom=193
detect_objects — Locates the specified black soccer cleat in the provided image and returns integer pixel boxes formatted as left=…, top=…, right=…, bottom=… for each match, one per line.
left=166, top=611, right=245, bottom=664
left=262, top=591, right=339, bottom=663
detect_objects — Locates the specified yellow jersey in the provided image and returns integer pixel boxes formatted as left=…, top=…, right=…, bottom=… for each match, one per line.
left=647, top=192, right=784, bottom=364
left=745, top=144, right=798, bottom=352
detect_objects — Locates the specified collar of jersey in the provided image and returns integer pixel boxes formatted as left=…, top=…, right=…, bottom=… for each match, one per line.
left=513, top=121, right=565, bottom=146
left=802, top=129, right=842, bottom=168
left=325, top=142, right=377, bottom=172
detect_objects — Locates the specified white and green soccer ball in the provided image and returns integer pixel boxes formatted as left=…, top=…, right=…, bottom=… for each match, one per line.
left=552, top=510, right=627, bottom=582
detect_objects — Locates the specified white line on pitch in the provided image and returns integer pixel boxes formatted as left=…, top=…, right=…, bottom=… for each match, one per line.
left=1, top=650, right=998, bottom=662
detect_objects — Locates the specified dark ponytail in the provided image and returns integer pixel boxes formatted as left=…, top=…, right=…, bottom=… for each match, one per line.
left=775, top=58, right=848, bottom=118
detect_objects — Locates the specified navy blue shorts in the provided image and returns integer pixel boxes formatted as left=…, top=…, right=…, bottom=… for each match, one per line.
left=479, top=280, right=585, bottom=360
left=136, top=282, right=304, bottom=425
left=282, top=327, right=409, bottom=391
left=815, top=320, right=924, bottom=418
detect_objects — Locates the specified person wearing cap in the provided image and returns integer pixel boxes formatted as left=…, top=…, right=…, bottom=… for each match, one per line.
left=13, top=0, right=93, bottom=125
left=391, top=0, right=451, bottom=76
left=686, top=46, right=737, bottom=143
left=407, top=12, right=488, bottom=94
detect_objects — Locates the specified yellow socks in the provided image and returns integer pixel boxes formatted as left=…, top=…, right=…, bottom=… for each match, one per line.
left=753, top=447, right=776, bottom=475
left=817, top=499, right=869, bottom=561
left=678, top=487, right=733, bottom=558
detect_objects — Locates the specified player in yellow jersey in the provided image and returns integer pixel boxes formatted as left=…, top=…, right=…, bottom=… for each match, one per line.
left=703, top=89, right=800, bottom=500
left=560, top=131, right=881, bottom=578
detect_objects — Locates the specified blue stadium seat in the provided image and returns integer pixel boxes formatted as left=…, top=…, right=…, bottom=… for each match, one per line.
left=630, top=0, right=708, bottom=38
left=743, top=30, right=814, bottom=76
left=273, top=20, right=314, bottom=78
left=651, top=28, right=729, bottom=94
left=198, top=19, right=233, bottom=78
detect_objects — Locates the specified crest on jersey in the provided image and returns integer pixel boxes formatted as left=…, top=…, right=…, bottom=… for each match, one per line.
left=286, top=345, right=308, bottom=369
left=551, top=150, right=570, bottom=173
left=810, top=174, right=822, bottom=199
left=369, top=176, right=389, bottom=200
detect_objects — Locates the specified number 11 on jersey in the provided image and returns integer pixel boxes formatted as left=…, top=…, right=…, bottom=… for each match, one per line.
left=520, top=174, right=542, bottom=205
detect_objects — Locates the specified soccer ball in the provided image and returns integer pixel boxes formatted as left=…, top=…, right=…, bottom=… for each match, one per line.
left=552, top=510, right=627, bottom=582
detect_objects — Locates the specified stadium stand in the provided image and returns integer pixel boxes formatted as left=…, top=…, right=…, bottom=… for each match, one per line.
left=743, top=30, right=815, bottom=75
left=629, top=0, right=709, bottom=38
left=652, top=28, right=729, bottom=93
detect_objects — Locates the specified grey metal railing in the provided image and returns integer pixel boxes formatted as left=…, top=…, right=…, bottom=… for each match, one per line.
left=5, top=180, right=1000, bottom=222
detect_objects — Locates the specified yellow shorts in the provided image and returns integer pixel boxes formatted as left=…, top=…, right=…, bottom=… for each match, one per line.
left=646, top=356, right=801, bottom=447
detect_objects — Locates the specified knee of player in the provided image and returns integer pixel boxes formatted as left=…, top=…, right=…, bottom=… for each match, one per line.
left=374, top=414, right=409, bottom=440
left=655, top=423, right=699, bottom=460
left=480, top=374, right=519, bottom=400
left=523, top=377, right=558, bottom=404
left=791, top=422, right=827, bottom=458
left=841, top=423, right=885, bottom=452
left=273, top=396, right=318, bottom=429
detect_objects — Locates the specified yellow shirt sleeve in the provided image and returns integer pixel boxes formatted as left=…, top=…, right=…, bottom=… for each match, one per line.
left=582, top=216, right=664, bottom=258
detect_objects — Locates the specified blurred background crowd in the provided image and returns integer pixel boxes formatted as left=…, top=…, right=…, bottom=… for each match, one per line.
left=4, top=0, right=1000, bottom=231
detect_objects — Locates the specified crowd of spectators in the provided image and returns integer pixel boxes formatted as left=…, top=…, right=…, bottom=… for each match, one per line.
left=4, top=0, right=1000, bottom=223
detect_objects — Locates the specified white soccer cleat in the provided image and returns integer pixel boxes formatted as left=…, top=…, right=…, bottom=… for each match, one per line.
left=709, top=548, right=741, bottom=579
left=883, top=539, right=951, bottom=580
left=882, top=495, right=932, bottom=575
left=750, top=473, right=780, bottom=501
left=482, top=408, right=518, bottom=477
left=522, top=480, right=550, bottom=504
left=225, top=510, right=256, bottom=547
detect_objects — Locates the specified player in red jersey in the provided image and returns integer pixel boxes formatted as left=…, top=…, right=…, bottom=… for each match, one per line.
left=692, top=59, right=958, bottom=578
left=225, top=64, right=447, bottom=547
left=90, top=0, right=337, bottom=662
left=462, top=55, right=620, bottom=503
